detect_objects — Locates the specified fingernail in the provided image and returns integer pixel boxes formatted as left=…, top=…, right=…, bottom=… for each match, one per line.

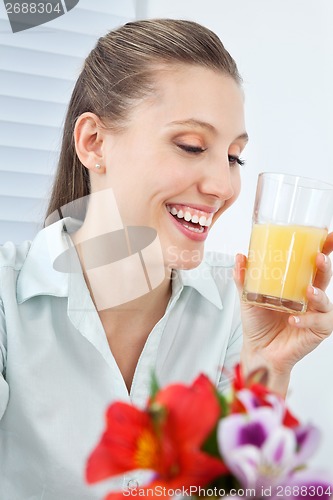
left=293, top=315, right=301, bottom=324
left=312, top=285, right=319, bottom=296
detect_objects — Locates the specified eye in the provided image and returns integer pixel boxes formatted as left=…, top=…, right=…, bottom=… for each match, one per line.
left=177, top=144, right=207, bottom=154
left=228, top=155, right=245, bottom=167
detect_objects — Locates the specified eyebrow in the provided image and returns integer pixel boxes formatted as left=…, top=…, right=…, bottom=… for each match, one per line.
left=167, top=119, right=249, bottom=143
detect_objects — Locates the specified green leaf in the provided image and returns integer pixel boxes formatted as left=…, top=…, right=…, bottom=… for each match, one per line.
left=215, top=389, right=230, bottom=418
left=150, top=371, right=160, bottom=400
left=201, top=424, right=220, bottom=457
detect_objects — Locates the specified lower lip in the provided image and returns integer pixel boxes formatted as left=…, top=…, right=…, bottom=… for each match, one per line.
left=166, top=210, right=209, bottom=242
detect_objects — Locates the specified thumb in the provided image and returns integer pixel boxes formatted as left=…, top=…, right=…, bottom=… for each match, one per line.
left=233, top=253, right=247, bottom=294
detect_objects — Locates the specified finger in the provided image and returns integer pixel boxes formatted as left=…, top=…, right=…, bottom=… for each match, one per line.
left=288, top=308, right=333, bottom=336
left=321, top=231, right=333, bottom=255
left=233, top=253, right=247, bottom=293
left=306, top=285, right=333, bottom=313
left=313, top=252, right=332, bottom=292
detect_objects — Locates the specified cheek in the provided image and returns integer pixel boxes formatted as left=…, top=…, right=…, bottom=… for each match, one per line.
left=213, top=171, right=241, bottom=221
left=224, top=168, right=241, bottom=209
left=226, top=190, right=240, bottom=212
left=153, top=166, right=191, bottom=199
left=232, top=171, right=242, bottom=200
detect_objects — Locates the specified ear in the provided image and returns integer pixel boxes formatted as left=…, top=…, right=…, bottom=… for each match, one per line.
left=74, top=112, right=106, bottom=174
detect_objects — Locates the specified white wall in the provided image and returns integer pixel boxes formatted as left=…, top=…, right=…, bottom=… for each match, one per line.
left=135, top=0, right=333, bottom=474
left=0, top=0, right=136, bottom=243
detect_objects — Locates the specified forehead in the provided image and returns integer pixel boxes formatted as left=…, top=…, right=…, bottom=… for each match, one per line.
left=129, top=65, right=245, bottom=136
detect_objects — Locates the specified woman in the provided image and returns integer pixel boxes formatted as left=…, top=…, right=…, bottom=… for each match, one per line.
left=0, top=19, right=332, bottom=499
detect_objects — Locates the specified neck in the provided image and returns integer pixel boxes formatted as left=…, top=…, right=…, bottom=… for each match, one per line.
left=97, top=275, right=172, bottom=332
left=71, top=220, right=173, bottom=326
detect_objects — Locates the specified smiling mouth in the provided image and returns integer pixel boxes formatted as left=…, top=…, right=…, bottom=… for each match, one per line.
left=165, top=204, right=214, bottom=234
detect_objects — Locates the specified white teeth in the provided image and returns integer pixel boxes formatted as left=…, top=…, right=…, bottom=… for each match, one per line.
left=183, top=224, right=204, bottom=233
left=205, top=216, right=213, bottom=227
left=167, top=205, right=214, bottom=228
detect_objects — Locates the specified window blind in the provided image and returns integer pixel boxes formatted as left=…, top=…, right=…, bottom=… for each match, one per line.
left=0, top=0, right=135, bottom=244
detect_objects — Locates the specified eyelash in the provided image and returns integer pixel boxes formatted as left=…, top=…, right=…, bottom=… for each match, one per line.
left=177, top=144, right=207, bottom=154
left=177, top=144, right=245, bottom=166
left=228, top=155, right=245, bottom=167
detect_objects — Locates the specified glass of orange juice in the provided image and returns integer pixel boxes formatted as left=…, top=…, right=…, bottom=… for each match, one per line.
left=242, top=173, right=333, bottom=313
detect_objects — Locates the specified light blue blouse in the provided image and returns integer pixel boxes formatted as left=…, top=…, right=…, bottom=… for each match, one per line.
left=0, top=218, right=242, bottom=499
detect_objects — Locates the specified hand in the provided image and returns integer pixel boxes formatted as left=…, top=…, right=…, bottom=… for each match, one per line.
left=234, top=232, right=333, bottom=395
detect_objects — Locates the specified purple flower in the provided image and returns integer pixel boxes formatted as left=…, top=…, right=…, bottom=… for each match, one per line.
left=293, top=424, right=321, bottom=467
left=217, top=405, right=322, bottom=492
left=236, top=388, right=285, bottom=419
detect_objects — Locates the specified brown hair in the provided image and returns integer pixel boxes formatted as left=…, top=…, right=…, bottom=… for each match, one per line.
left=45, top=18, right=242, bottom=222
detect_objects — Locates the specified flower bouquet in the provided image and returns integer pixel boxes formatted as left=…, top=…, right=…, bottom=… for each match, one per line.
left=86, top=365, right=333, bottom=499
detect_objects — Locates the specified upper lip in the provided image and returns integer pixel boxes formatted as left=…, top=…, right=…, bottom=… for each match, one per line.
left=165, top=202, right=221, bottom=214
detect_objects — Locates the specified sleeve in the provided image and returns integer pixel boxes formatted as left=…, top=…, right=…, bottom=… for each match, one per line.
left=0, top=241, right=31, bottom=421
left=216, top=272, right=243, bottom=395
left=217, top=322, right=243, bottom=394
left=0, top=297, right=9, bottom=421
left=205, top=253, right=243, bottom=394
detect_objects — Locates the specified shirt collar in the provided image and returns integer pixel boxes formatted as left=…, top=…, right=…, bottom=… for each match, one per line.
left=177, top=260, right=223, bottom=310
left=17, top=218, right=80, bottom=304
left=17, top=217, right=223, bottom=310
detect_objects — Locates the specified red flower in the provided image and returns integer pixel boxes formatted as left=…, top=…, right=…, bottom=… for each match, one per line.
left=86, top=375, right=227, bottom=498
left=231, top=364, right=299, bottom=428
left=86, top=403, right=155, bottom=482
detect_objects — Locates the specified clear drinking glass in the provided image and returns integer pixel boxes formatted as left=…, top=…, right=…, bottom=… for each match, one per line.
left=242, top=172, right=333, bottom=313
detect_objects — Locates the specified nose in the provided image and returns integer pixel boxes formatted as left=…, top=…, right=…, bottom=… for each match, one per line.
left=198, top=158, right=235, bottom=201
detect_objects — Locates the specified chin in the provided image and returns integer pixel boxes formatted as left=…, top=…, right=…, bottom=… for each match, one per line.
left=164, top=245, right=204, bottom=271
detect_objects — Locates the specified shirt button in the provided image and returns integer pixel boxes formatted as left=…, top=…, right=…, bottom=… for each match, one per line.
left=127, top=479, right=139, bottom=490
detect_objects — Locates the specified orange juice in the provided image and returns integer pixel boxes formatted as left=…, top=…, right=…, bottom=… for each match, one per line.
left=243, top=223, right=327, bottom=311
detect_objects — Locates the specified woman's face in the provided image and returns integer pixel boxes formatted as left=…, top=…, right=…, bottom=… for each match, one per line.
left=100, top=65, right=248, bottom=270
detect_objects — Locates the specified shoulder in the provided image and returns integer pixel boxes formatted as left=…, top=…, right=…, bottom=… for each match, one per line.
left=0, top=240, right=32, bottom=272
left=0, top=220, right=73, bottom=304
left=0, top=240, right=32, bottom=303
